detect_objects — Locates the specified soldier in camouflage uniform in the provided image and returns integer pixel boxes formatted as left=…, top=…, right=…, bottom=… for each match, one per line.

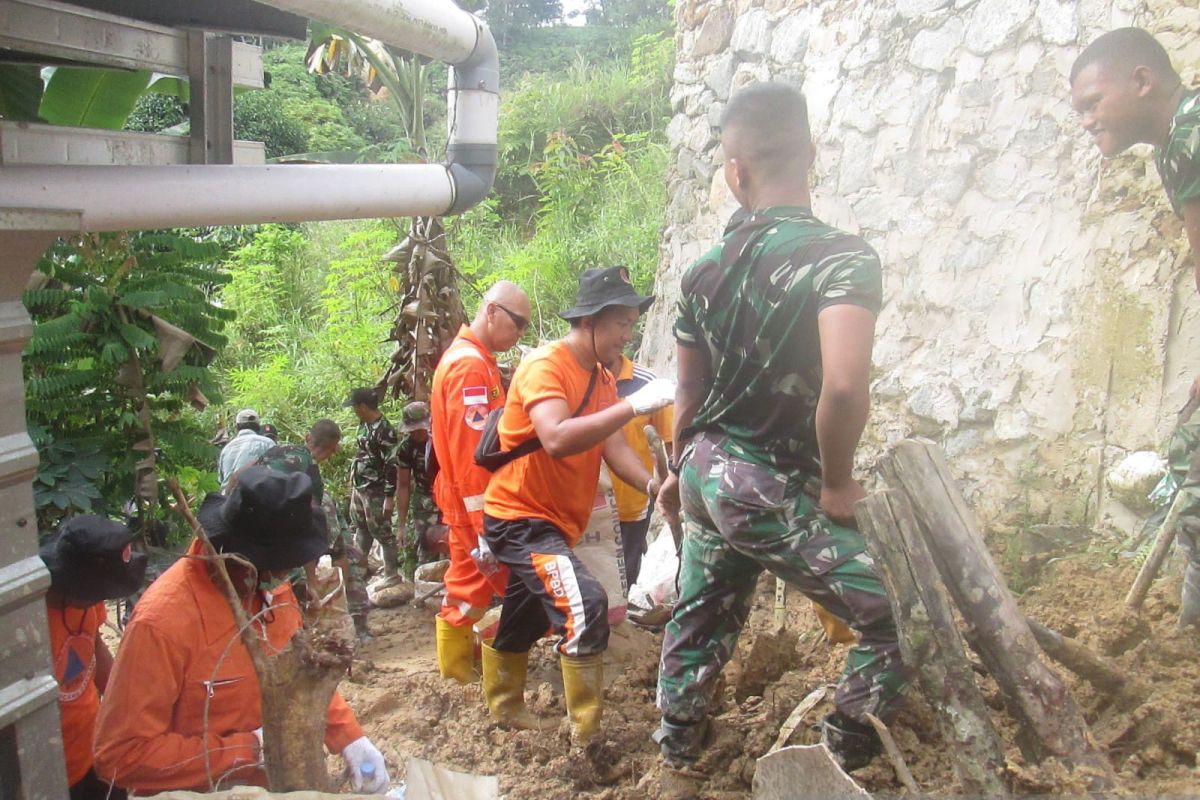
left=652, top=84, right=906, bottom=780
left=394, top=401, right=440, bottom=580
left=344, top=387, right=403, bottom=588
left=251, top=419, right=371, bottom=636
left=1072, top=29, right=1200, bottom=626
left=1165, top=417, right=1200, bottom=626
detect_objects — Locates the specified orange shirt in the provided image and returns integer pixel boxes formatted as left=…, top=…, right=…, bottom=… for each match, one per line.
left=93, top=540, right=363, bottom=793
left=48, top=600, right=106, bottom=786
left=610, top=356, right=674, bottom=523
left=484, top=341, right=617, bottom=546
left=431, top=325, right=506, bottom=532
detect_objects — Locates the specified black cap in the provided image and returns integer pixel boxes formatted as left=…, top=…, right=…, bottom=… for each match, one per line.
left=342, top=387, right=379, bottom=409
left=197, top=467, right=328, bottom=571
left=39, top=515, right=148, bottom=604
left=558, top=266, right=655, bottom=320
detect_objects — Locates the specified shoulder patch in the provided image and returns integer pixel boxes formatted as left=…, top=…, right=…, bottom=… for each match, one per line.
left=463, top=386, right=489, bottom=406
left=464, top=405, right=488, bottom=431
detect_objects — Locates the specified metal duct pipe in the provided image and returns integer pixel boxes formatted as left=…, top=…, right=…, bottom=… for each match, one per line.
left=0, top=0, right=498, bottom=230
left=0, top=164, right=455, bottom=230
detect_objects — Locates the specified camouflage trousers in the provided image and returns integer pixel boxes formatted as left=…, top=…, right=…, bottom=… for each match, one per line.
left=351, top=487, right=397, bottom=574
left=657, top=434, right=907, bottom=727
left=325, top=493, right=368, bottom=624
left=1175, top=442, right=1200, bottom=626
left=403, top=492, right=440, bottom=580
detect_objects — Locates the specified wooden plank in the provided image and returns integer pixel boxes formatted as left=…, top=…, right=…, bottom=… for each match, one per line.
left=0, top=121, right=265, bottom=166
left=0, top=0, right=262, bottom=87
left=885, top=440, right=1115, bottom=789
left=857, top=489, right=1008, bottom=796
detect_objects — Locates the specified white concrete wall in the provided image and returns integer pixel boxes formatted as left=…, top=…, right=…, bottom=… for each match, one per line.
left=642, top=0, right=1200, bottom=526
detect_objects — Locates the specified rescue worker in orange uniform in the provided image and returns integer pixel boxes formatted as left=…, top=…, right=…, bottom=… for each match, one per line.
left=93, top=468, right=388, bottom=794
left=430, top=280, right=531, bottom=682
left=480, top=267, right=675, bottom=742
left=41, top=515, right=147, bottom=800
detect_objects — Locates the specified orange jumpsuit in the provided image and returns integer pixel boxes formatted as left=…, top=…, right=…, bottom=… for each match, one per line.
left=431, top=325, right=510, bottom=627
left=93, top=540, right=363, bottom=793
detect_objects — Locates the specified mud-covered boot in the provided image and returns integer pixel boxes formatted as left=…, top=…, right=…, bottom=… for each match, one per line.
left=376, top=542, right=404, bottom=588
left=481, top=643, right=544, bottom=730
left=653, top=717, right=708, bottom=799
left=820, top=711, right=882, bottom=772
left=561, top=653, right=604, bottom=744
left=436, top=616, right=476, bottom=683
left=1180, top=559, right=1200, bottom=628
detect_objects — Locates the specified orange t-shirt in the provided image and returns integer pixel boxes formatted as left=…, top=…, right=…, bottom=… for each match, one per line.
left=48, top=600, right=106, bottom=786
left=483, top=340, right=617, bottom=546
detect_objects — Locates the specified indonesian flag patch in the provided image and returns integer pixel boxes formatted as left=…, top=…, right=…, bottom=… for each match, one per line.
left=463, top=386, right=489, bottom=406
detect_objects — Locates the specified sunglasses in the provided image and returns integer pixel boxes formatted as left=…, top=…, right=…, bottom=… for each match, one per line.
left=494, top=302, right=530, bottom=332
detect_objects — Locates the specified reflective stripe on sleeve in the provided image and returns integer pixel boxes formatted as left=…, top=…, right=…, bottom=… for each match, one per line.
left=463, top=494, right=485, bottom=512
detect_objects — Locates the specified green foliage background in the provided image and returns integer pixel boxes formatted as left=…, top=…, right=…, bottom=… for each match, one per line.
left=18, top=3, right=674, bottom=534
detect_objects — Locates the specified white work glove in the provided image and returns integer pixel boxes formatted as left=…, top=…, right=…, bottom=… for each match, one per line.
left=627, top=378, right=676, bottom=415
left=470, top=535, right=500, bottom=577
left=342, top=735, right=389, bottom=793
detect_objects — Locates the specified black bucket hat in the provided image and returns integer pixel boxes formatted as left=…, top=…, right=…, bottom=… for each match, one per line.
left=39, top=515, right=148, bottom=605
left=558, top=266, right=655, bottom=320
left=197, top=466, right=328, bottom=571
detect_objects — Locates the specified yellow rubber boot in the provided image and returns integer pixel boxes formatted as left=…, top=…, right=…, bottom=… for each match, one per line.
left=561, top=652, right=604, bottom=744
left=481, top=643, right=543, bottom=730
left=436, top=616, right=476, bottom=684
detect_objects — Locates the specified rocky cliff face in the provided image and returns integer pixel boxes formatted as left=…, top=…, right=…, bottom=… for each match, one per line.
left=642, top=0, right=1200, bottom=526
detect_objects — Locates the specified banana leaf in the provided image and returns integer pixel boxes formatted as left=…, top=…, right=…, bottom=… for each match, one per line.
left=0, top=64, right=44, bottom=122
left=40, top=67, right=153, bottom=128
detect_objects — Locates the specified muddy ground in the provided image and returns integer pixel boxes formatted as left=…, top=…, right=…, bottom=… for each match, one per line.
left=337, top=545, right=1200, bottom=798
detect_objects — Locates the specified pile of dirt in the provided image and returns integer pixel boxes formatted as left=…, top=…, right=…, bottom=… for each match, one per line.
left=343, top=550, right=1200, bottom=798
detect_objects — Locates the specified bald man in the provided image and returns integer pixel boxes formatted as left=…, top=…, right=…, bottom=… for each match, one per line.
left=430, top=281, right=531, bottom=682
left=652, top=83, right=906, bottom=783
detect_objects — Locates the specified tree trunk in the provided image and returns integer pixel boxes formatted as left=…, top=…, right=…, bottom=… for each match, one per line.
left=1025, top=618, right=1143, bottom=704
left=882, top=440, right=1115, bottom=790
left=856, top=489, right=1009, bottom=796
left=260, top=574, right=356, bottom=791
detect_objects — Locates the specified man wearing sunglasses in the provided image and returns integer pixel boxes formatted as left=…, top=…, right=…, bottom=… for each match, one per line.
left=430, top=280, right=532, bottom=683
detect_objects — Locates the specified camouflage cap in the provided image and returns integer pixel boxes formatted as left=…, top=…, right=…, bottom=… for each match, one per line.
left=401, top=401, right=431, bottom=432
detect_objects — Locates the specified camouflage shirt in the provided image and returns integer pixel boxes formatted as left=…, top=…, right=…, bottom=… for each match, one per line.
left=675, top=205, right=883, bottom=472
left=254, top=443, right=325, bottom=503
left=352, top=415, right=399, bottom=494
left=396, top=435, right=433, bottom=497
left=1155, top=89, right=1200, bottom=218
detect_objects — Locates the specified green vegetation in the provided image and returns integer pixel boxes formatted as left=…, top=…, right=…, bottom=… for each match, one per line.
left=16, top=5, right=675, bottom=536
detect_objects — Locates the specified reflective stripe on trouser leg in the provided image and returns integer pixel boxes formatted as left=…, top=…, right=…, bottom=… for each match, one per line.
left=486, top=516, right=609, bottom=657
left=657, top=434, right=907, bottom=725
left=439, top=522, right=509, bottom=628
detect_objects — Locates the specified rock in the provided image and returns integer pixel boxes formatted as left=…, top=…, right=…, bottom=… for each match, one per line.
left=693, top=6, right=735, bottom=58
left=706, top=52, right=737, bottom=100
left=909, top=380, right=963, bottom=428
left=964, top=0, right=1030, bottom=55
left=895, top=0, right=953, bottom=18
left=666, top=113, right=690, bottom=150
left=993, top=406, right=1031, bottom=442
left=1107, top=450, right=1167, bottom=512
left=1036, top=0, right=1078, bottom=45
left=908, top=17, right=965, bottom=71
left=730, top=8, right=774, bottom=61
left=768, top=14, right=810, bottom=65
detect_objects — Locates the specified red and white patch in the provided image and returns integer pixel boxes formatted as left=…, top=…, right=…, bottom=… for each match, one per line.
left=462, top=386, right=489, bottom=406
left=464, top=405, right=489, bottom=431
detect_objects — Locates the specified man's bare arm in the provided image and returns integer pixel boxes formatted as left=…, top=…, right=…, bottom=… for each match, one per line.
left=603, top=430, right=654, bottom=491
left=528, top=397, right=636, bottom=458
left=815, top=304, right=876, bottom=524
left=1184, top=200, right=1200, bottom=295
left=670, top=343, right=712, bottom=464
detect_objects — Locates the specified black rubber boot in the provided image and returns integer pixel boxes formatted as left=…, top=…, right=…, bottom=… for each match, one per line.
left=820, top=711, right=882, bottom=772
left=653, top=717, right=708, bottom=766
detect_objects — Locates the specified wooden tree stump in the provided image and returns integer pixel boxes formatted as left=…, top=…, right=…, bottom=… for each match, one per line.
left=857, top=490, right=1008, bottom=796
left=882, top=440, right=1115, bottom=790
